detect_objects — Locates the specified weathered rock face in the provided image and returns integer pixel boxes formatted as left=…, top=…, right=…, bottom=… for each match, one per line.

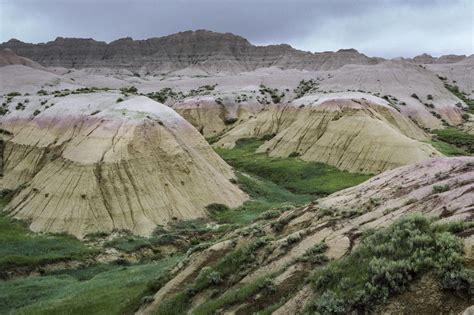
left=0, top=30, right=381, bottom=74
left=140, top=156, right=474, bottom=314
left=0, top=49, right=43, bottom=69
left=412, top=53, right=469, bottom=64
left=1, top=93, right=247, bottom=237
left=215, top=94, right=441, bottom=173
left=426, top=55, right=474, bottom=98
left=171, top=95, right=265, bottom=137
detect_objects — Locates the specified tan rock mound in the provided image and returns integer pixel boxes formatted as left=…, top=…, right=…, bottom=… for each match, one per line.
left=171, top=95, right=264, bottom=137
left=1, top=93, right=247, bottom=237
left=216, top=94, right=441, bottom=173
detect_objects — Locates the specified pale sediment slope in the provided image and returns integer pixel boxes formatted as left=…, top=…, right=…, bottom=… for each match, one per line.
left=317, top=60, right=468, bottom=127
left=425, top=55, right=474, bottom=98
left=172, top=95, right=264, bottom=137
left=141, top=157, right=474, bottom=314
left=216, top=94, right=441, bottom=173
left=1, top=93, right=247, bottom=238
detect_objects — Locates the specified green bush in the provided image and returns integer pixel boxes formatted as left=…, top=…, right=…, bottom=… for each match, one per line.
left=205, top=203, right=229, bottom=213
left=432, top=184, right=450, bottom=193
left=258, top=209, right=281, bottom=220
left=307, top=215, right=472, bottom=313
left=120, top=86, right=138, bottom=94
left=195, top=267, right=223, bottom=290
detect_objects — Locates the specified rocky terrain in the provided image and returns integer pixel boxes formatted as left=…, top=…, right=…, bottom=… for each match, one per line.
left=139, top=157, right=473, bottom=314
left=0, top=32, right=472, bottom=315
left=0, top=31, right=382, bottom=74
left=215, top=96, right=440, bottom=173
left=1, top=90, right=247, bottom=238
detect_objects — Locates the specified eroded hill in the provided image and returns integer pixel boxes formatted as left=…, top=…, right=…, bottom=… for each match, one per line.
left=139, top=157, right=474, bottom=314
left=1, top=91, right=247, bottom=237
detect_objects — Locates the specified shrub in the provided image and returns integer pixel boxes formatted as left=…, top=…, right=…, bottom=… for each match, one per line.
left=33, top=109, right=41, bottom=116
left=205, top=203, right=229, bottom=213
left=432, top=184, right=449, bottom=193
left=258, top=209, right=281, bottom=220
left=297, top=242, right=329, bottom=264
left=307, top=215, right=471, bottom=313
left=224, top=117, right=238, bottom=125
left=116, top=98, right=124, bottom=103
left=195, top=267, right=222, bottom=290
left=285, top=233, right=302, bottom=245
left=120, top=86, right=138, bottom=94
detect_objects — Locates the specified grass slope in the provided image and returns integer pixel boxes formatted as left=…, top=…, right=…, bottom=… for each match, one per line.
left=210, top=138, right=371, bottom=225
left=216, top=138, right=371, bottom=196
left=0, top=210, right=96, bottom=271
left=433, top=128, right=474, bottom=154
left=0, top=256, right=181, bottom=315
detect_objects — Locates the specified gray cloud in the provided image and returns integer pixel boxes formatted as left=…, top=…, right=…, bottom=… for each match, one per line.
left=0, top=0, right=472, bottom=57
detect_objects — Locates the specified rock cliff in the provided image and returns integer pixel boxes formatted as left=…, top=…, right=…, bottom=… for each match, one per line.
left=0, top=30, right=381, bottom=74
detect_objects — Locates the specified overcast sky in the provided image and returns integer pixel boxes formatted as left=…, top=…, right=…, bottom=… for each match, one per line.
left=0, top=0, right=472, bottom=58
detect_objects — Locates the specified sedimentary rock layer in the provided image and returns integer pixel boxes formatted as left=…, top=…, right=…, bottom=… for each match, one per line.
left=1, top=93, right=247, bottom=237
left=216, top=94, right=441, bottom=173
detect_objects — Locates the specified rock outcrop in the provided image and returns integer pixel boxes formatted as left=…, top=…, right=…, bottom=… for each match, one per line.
left=412, top=53, right=468, bottom=64
left=0, top=48, right=43, bottom=69
left=0, top=92, right=247, bottom=237
left=0, top=31, right=381, bottom=74
left=140, top=156, right=474, bottom=314
left=215, top=93, right=441, bottom=173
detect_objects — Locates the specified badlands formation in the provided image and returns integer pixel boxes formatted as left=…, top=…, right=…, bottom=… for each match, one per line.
left=0, top=91, right=247, bottom=237
left=140, top=156, right=474, bottom=314
left=1, top=34, right=473, bottom=233
left=0, top=31, right=473, bottom=314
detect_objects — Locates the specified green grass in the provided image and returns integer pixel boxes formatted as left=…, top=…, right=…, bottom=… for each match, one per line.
left=210, top=172, right=312, bottom=225
left=154, top=239, right=270, bottom=314
left=215, top=138, right=371, bottom=196
left=431, top=140, right=468, bottom=156
left=104, top=235, right=154, bottom=253
left=44, top=263, right=119, bottom=281
left=153, top=291, right=190, bottom=315
left=0, top=212, right=97, bottom=270
left=211, top=138, right=371, bottom=226
left=0, top=256, right=181, bottom=315
left=433, top=128, right=474, bottom=154
left=306, top=215, right=473, bottom=314
left=193, top=276, right=271, bottom=315
left=103, top=218, right=213, bottom=253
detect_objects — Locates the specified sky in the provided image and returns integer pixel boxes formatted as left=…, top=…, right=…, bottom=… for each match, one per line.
left=0, top=0, right=472, bottom=58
